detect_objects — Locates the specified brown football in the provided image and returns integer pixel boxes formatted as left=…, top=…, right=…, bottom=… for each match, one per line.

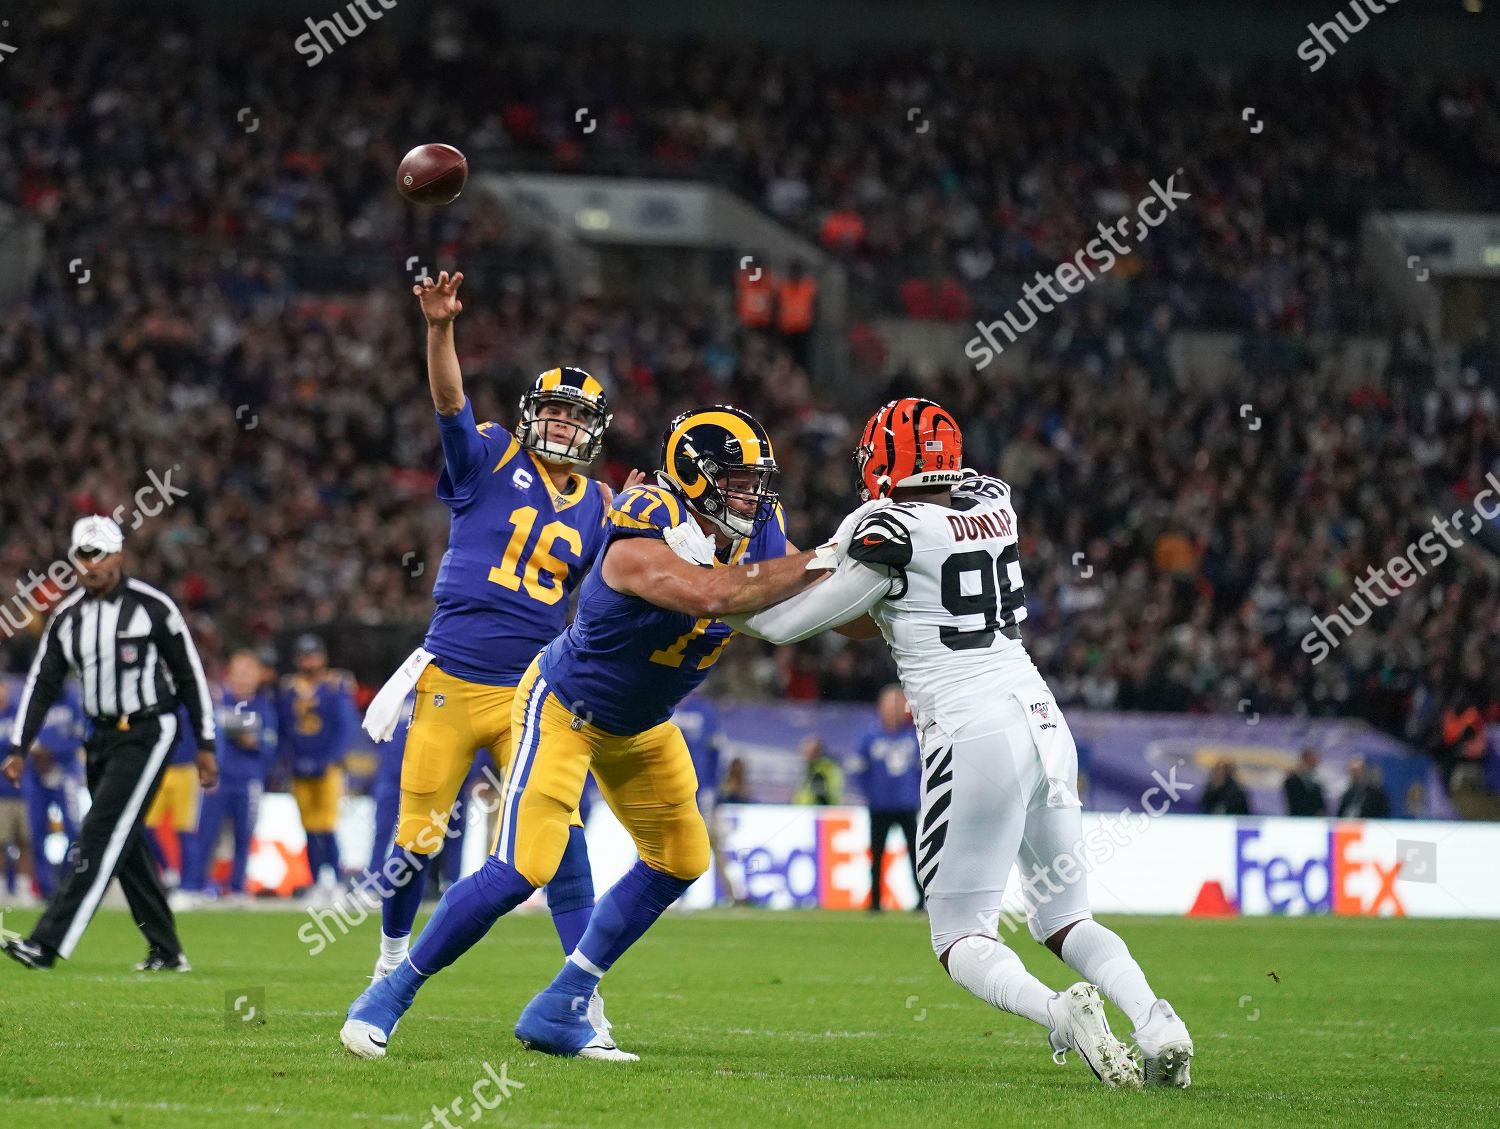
left=396, top=143, right=468, bottom=206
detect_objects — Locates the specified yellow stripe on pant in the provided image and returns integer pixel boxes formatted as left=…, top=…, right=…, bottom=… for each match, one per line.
left=396, top=662, right=582, bottom=856
left=497, top=657, right=709, bottom=888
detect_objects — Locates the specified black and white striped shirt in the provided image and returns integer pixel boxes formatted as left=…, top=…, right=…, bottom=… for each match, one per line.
left=7, top=576, right=216, bottom=756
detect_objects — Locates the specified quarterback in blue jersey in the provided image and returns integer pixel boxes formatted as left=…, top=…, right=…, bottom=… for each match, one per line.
left=342, top=405, right=830, bottom=1060
left=361, top=270, right=635, bottom=998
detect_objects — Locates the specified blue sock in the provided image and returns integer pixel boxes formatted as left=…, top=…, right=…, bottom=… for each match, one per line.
left=321, top=831, right=342, bottom=878
left=573, top=860, right=694, bottom=973
left=304, top=834, right=322, bottom=885
left=380, top=847, right=431, bottom=939
left=407, top=855, right=536, bottom=975
left=551, top=956, right=603, bottom=1001
left=546, top=826, right=595, bottom=956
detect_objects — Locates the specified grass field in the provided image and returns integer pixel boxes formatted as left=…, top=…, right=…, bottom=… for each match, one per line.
left=1, top=907, right=1496, bottom=1129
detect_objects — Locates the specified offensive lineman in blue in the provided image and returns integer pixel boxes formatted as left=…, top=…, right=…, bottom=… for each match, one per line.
left=357, top=270, right=637, bottom=1032
left=342, top=405, right=830, bottom=1060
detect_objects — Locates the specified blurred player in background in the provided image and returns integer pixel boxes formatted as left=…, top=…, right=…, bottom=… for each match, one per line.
left=672, top=691, right=741, bottom=905
left=856, top=684, right=923, bottom=913
left=729, top=397, right=1195, bottom=1090
left=277, top=634, right=357, bottom=896
left=20, top=682, right=84, bottom=901
left=342, top=406, right=828, bottom=1060
left=0, top=681, right=35, bottom=903
left=357, top=270, right=636, bottom=991
left=144, top=704, right=201, bottom=890
left=183, top=650, right=277, bottom=905
left=367, top=693, right=414, bottom=878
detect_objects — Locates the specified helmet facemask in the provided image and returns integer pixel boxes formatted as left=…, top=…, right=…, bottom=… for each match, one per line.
left=669, top=443, right=780, bottom=541
left=518, top=392, right=610, bottom=467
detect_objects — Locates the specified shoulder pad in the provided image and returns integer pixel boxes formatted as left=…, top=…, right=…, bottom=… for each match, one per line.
left=953, top=475, right=1011, bottom=502
left=607, top=485, right=686, bottom=538
left=848, top=509, right=914, bottom=569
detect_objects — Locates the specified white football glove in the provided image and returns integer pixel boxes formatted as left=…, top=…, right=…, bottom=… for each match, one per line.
left=663, top=519, right=716, bottom=566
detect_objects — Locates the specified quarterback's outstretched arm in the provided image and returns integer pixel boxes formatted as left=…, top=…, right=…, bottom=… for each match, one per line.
left=603, top=537, right=822, bottom=619
left=415, top=271, right=466, bottom=416
left=726, top=555, right=894, bottom=644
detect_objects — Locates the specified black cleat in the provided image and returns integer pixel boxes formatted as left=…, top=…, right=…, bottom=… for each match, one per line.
left=2, top=938, right=55, bottom=970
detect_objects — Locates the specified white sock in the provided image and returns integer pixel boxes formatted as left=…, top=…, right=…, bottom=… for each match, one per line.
left=943, top=935, right=1056, bottom=1028
left=379, top=931, right=410, bottom=966
left=1058, top=920, right=1157, bottom=1030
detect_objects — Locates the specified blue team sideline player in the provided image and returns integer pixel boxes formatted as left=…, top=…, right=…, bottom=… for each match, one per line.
left=856, top=684, right=924, bottom=912
left=184, top=650, right=277, bottom=903
left=0, top=680, right=36, bottom=901
left=143, top=704, right=201, bottom=888
left=277, top=634, right=358, bottom=895
left=342, top=405, right=835, bottom=1061
left=671, top=692, right=740, bottom=905
left=357, top=270, right=638, bottom=1024
left=20, top=683, right=85, bottom=900
left=367, top=694, right=411, bottom=877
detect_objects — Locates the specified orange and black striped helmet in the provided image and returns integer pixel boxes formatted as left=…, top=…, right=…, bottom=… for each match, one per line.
left=854, top=397, right=966, bottom=501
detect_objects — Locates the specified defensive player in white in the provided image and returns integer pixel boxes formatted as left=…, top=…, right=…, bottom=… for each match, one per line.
left=727, top=397, right=1194, bottom=1089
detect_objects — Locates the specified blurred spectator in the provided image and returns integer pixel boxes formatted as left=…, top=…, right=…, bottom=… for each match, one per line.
left=1284, top=749, right=1328, bottom=817
left=856, top=685, right=923, bottom=912
left=1336, top=757, right=1390, bottom=819
left=1440, top=700, right=1489, bottom=794
left=775, top=261, right=818, bottom=369
left=720, top=757, right=753, bottom=804
left=793, top=736, right=844, bottom=805
left=736, top=261, right=777, bottom=332
left=1199, top=760, right=1252, bottom=816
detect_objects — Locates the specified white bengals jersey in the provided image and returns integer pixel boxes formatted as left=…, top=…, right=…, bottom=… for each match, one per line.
left=849, top=475, right=1045, bottom=729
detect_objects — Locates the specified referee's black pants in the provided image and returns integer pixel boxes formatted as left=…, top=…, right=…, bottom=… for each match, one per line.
left=869, top=808, right=924, bottom=911
left=30, top=714, right=184, bottom=961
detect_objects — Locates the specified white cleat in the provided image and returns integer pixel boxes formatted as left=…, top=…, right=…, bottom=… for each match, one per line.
left=576, top=1033, right=639, bottom=1062
left=1135, top=999, right=1194, bottom=1088
left=581, top=990, right=637, bottom=1060
left=340, top=1019, right=390, bottom=1060
left=586, top=990, right=611, bottom=1034
left=1047, top=983, right=1143, bottom=1090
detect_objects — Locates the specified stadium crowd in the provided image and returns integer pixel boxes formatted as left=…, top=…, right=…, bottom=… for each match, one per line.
left=1, top=5, right=1497, bottom=785
left=0, top=7, right=1439, bottom=332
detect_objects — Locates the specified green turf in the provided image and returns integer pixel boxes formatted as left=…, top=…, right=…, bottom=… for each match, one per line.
left=1, top=907, right=1496, bottom=1128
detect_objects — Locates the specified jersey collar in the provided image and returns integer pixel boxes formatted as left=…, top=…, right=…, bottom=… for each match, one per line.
left=526, top=450, right=589, bottom=513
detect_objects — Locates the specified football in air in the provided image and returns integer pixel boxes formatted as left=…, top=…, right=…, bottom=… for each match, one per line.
left=396, top=143, right=468, bottom=206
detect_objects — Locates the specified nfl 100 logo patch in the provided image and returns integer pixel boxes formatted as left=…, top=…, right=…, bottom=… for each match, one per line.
left=1029, top=701, right=1049, bottom=721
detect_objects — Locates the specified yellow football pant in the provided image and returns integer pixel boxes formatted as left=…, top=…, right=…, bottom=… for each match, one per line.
left=146, top=763, right=200, bottom=832
left=396, top=662, right=581, bottom=855
left=291, top=767, right=344, bottom=834
left=496, top=658, right=710, bottom=887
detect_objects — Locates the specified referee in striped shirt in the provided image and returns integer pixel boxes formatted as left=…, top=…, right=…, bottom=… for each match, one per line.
left=1, top=515, right=218, bottom=971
